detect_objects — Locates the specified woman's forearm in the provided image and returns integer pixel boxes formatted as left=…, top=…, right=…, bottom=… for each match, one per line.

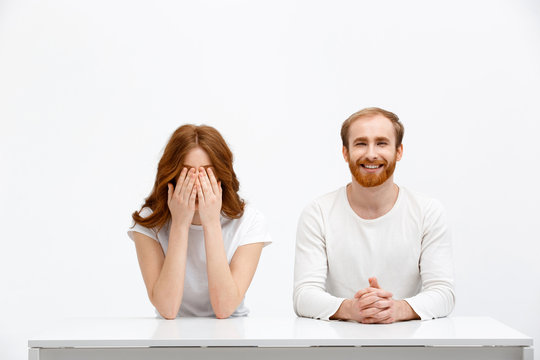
left=203, top=222, right=242, bottom=319
left=151, top=224, right=189, bottom=319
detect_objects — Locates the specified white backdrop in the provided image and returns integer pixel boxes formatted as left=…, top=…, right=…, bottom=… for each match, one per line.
left=1, top=1, right=539, bottom=359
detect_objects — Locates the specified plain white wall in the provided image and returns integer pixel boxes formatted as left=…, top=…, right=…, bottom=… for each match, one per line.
left=1, top=1, right=539, bottom=359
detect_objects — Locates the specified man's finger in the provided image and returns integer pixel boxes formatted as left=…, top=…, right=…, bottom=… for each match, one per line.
left=356, top=294, right=383, bottom=309
left=354, top=287, right=375, bottom=298
left=371, top=308, right=392, bottom=321
left=371, top=289, right=392, bottom=299
left=369, top=277, right=380, bottom=289
left=372, top=299, right=392, bottom=309
left=355, top=288, right=392, bottom=299
left=357, top=292, right=394, bottom=309
left=361, top=317, right=379, bottom=324
left=361, top=307, right=393, bottom=324
left=359, top=298, right=392, bottom=311
left=361, top=315, right=392, bottom=324
left=359, top=306, right=384, bottom=318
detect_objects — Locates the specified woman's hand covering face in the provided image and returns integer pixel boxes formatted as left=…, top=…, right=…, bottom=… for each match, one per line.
left=195, top=167, right=222, bottom=226
left=167, top=167, right=197, bottom=228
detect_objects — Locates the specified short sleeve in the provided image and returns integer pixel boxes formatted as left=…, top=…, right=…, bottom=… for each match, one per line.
left=238, top=208, right=272, bottom=247
left=127, top=207, right=159, bottom=242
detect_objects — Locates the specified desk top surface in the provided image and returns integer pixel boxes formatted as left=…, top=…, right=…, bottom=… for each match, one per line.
left=28, top=316, right=532, bottom=348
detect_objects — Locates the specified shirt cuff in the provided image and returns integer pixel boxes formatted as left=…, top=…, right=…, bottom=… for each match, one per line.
left=318, top=297, right=347, bottom=321
left=403, top=296, right=432, bottom=321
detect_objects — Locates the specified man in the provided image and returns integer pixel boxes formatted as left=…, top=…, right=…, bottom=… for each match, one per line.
left=293, top=107, right=454, bottom=323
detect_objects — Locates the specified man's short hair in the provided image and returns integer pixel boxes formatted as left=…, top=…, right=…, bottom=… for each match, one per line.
left=341, top=107, right=404, bottom=149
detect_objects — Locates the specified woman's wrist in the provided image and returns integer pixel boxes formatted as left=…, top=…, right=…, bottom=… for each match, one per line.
left=202, top=219, right=221, bottom=232
left=170, top=218, right=191, bottom=234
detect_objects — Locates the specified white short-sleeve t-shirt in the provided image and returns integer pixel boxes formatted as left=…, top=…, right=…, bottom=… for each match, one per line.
left=128, top=204, right=272, bottom=318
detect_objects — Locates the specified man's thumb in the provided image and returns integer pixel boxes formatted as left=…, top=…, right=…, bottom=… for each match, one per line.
left=369, top=277, right=381, bottom=289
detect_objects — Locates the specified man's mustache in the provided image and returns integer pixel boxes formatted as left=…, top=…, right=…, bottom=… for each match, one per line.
left=355, top=158, right=387, bottom=166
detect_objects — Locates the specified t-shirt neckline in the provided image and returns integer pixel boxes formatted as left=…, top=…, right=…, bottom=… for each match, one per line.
left=189, top=216, right=226, bottom=231
left=342, top=184, right=403, bottom=223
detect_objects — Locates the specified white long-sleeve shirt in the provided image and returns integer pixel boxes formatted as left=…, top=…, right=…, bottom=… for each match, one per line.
left=293, top=185, right=455, bottom=321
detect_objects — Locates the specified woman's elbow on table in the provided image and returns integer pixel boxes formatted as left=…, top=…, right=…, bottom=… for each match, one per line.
left=156, top=306, right=179, bottom=320
left=213, top=305, right=236, bottom=319
left=152, top=298, right=181, bottom=320
left=214, top=311, right=232, bottom=319
left=161, top=313, right=177, bottom=320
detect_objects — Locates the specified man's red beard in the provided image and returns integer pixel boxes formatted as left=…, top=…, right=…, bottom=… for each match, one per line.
left=348, top=153, right=397, bottom=187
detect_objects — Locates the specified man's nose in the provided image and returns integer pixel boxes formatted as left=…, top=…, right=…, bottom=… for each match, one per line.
left=365, top=144, right=378, bottom=160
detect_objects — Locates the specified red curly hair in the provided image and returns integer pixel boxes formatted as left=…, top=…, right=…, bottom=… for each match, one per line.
left=132, top=124, right=245, bottom=230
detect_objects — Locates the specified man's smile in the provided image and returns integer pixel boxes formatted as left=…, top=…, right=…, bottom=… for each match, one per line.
left=361, top=164, right=383, bottom=169
left=359, top=163, right=385, bottom=173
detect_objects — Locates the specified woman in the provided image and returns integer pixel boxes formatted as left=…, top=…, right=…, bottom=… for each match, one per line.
left=128, top=124, right=271, bottom=319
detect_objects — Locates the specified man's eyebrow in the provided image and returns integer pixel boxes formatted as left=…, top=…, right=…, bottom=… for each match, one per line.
left=352, top=137, right=369, bottom=143
left=352, top=136, right=391, bottom=142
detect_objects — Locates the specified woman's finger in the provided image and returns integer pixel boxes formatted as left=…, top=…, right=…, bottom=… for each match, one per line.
left=168, top=183, right=173, bottom=205
left=189, top=182, right=197, bottom=208
left=182, top=170, right=196, bottom=201
left=199, top=168, right=213, bottom=196
left=207, top=168, right=220, bottom=194
left=196, top=178, right=205, bottom=204
left=175, top=167, right=189, bottom=196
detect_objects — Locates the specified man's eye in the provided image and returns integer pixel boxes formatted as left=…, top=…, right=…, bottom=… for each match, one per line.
left=377, top=142, right=387, bottom=146
left=355, top=143, right=366, bottom=146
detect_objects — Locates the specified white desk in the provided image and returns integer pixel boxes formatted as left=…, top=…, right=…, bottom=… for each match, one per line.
left=28, top=316, right=533, bottom=360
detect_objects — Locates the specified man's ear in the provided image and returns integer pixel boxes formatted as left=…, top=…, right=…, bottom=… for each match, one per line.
left=396, top=144, right=403, bottom=161
left=342, top=146, right=349, bottom=163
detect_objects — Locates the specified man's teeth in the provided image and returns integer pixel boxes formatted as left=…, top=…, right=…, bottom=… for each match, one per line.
left=364, top=164, right=381, bottom=169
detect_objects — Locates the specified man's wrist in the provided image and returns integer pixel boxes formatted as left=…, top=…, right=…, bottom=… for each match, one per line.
left=396, top=300, right=419, bottom=321
left=330, top=299, right=352, bottom=320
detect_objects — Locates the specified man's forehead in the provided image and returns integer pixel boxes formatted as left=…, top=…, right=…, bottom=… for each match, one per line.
left=348, top=115, right=395, bottom=138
